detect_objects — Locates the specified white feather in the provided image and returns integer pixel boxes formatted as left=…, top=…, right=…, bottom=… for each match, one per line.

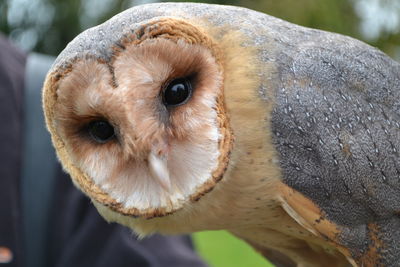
left=148, top=151, right=171, bottom=192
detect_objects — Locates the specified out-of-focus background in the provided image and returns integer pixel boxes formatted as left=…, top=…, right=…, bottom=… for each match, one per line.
left=1, top=1, right=398, bottom=267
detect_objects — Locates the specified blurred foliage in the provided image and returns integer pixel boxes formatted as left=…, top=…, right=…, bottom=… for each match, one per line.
left=1, top=0, right=131, bottom=55
left=1, top=0, right=399, bottom=59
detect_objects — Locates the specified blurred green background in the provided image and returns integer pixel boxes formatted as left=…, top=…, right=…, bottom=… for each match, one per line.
left=1, top=0, right=398, bottom=267
left=194, top=230, right=273, bottom=267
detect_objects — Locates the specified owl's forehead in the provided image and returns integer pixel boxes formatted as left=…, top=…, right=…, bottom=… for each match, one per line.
left=62, top=39, right=206, bottom=85
left=52, top=15, right=220, bottom=74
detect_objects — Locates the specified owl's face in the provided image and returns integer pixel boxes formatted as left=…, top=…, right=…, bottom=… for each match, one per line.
left=47, top=19, right=233, bottom=218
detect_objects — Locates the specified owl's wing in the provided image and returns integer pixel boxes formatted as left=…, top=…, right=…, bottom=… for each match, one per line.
left=270, top=32, right=400, bottom=266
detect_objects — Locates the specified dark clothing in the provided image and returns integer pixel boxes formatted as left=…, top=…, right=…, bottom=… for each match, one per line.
left=0, top=35, right=26, bottom=267
left=0, top=35, right=207, bottom=267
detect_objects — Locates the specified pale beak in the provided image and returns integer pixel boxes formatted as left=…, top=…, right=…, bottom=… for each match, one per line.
left=148, top=151, right=171, bottom=191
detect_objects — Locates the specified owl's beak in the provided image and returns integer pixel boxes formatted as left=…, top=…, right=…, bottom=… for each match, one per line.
left=148, top=151, right=171, bottom=192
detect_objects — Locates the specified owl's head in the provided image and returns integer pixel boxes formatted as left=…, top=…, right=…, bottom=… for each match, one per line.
left=43, top=17, right=233, bottom=218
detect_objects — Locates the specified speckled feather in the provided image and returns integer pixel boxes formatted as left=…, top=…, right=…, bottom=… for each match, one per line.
left=44, top=3, right=400, bottom=266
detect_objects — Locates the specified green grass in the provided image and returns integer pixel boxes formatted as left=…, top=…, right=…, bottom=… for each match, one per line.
left=193, top=230, right=274, bottom=267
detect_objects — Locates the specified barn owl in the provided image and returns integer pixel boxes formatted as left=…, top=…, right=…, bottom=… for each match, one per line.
left=43, top=3, right=400, bottom=266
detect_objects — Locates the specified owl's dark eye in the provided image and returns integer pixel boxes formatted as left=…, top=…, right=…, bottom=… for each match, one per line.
left=88, top=120, right=115, bottom=143
left=162, top=78, right=192, bottom=107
